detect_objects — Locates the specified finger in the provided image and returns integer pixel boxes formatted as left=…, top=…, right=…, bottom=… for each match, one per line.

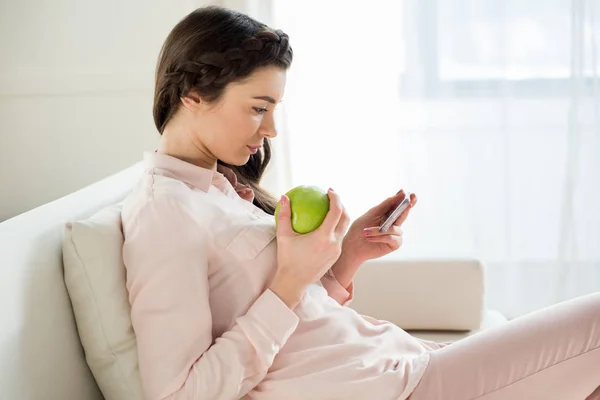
left=369, top=189, right=406, bottom=215
left=334, top=204, right=351, bottom=238
left=276, top=195, right=295, bottom=236
left=319, top=188, right=343, bottom=234
left=366, top=234, right=403, bottom=249
left=410, top=193, right=418, bottom=206
left=390, top=189, right=408, bottom=206
left=364, top=225, right=403, bottom=237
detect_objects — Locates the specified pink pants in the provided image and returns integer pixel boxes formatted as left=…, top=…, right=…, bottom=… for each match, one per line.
left=408, top=293, right=600, bottom=400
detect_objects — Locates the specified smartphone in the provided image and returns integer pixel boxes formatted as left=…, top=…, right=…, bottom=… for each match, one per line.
left=378, top=193, right=411, bottom=233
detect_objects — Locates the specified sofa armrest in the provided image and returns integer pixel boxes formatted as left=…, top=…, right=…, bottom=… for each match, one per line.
left=348, top=258, right=486, bottom=331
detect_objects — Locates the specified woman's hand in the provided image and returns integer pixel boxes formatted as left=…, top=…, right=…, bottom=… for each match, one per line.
left=331, top=190, right=417, bottom=288
left=270, top=189, right=351, bottom=308
left=350, top=189, right=416, bottom=261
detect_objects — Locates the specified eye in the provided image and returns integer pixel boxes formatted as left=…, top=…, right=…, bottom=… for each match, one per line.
left=253, top=107, right=268, bottom=115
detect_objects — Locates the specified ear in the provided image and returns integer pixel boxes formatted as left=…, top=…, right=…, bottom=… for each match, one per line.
left=180, top=91, right=202, bottom=112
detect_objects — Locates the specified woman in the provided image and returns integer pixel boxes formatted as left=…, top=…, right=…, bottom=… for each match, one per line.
left=121, top=6, right=600, bottom=400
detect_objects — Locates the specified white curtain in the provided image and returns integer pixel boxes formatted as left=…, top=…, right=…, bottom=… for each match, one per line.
left=264, top=0, right=600, bottom=319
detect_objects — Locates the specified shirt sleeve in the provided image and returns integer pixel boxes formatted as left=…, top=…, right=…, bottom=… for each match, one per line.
left=320, top=271, right=354, bottom=306
left=123, top=196, right=299, bottom=400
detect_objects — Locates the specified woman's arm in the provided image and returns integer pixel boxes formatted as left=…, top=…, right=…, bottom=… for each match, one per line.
left=319, top=253, right=357, bottom=306
left=124, top=197, right=299, bottom=400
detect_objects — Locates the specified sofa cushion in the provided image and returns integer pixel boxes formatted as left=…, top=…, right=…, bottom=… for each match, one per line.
left=351, top=259, right=488, bottom=331
left=62, top=202, right=143, bottom=400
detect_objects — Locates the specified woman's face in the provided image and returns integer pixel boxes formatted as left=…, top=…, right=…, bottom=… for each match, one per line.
left=186, top=65, right=287, bottom=167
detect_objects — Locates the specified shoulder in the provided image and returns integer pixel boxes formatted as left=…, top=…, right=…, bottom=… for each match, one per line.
left=121, top=173, right=218, bottom=237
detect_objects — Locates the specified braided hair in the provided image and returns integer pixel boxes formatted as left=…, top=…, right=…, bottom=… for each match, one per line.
left=153, top=6, right=293, bottom=215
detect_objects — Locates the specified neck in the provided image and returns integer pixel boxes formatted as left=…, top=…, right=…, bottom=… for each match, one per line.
left=158, top=121, right=216, bottom=171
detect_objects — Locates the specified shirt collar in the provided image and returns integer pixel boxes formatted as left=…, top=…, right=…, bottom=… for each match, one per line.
left=143, top=151, right=214, bottom=192
left=143, top=152, right=255, bottom=203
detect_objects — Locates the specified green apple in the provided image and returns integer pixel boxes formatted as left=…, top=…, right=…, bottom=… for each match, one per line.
left=275, top=186, right=330, bottom=234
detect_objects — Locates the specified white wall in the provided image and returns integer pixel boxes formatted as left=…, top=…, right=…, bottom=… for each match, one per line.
left=0, top=0, right=217, bottom=221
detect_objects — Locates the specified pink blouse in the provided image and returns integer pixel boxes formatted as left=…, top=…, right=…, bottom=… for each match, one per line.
left=121, top=152, right=433, bottom=400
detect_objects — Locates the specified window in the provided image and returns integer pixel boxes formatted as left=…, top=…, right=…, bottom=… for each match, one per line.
left=401, top=0, right=600, bottom=97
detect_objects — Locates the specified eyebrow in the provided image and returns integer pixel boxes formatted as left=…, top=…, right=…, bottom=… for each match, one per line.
left=252, top=96, right=278, bottom=104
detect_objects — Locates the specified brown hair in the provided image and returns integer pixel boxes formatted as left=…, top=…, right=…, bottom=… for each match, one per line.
left=153, top=6, right=293, bottom=215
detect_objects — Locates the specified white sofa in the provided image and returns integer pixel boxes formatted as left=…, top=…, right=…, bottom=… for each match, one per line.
left=0, top=164, right=507, bottom=400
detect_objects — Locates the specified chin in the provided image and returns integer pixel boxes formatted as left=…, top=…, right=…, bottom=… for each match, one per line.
left=222, top=155, right=251, bottom=167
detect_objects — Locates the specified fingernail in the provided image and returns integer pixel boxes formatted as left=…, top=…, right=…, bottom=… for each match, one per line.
left=280, top=195, right=287, bottom=205
left=396, top=188, right=403, bottom=195
left=363, top=228, right=371, bottom=236
left=328, top=188, right=334, bottom=192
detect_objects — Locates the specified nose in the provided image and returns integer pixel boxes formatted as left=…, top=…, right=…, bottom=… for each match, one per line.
left=258, top=111, right=278, bottom=138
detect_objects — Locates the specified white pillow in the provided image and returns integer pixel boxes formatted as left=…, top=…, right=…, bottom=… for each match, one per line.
left=62, top=203, right=144, bottom=400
